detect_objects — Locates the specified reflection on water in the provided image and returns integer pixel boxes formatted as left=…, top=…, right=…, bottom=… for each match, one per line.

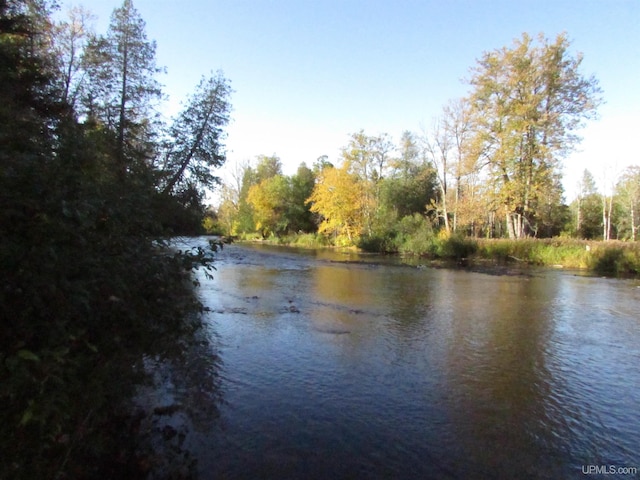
left=190, top=241, right=640, bottom=479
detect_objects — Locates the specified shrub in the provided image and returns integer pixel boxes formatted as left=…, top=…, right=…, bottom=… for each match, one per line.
left=358, top=233, right=398, bottom=253
left=396, top=214, right=435, bottom=255
left=435, top=234, right=479, bottom=260
left=589, top=244, right=640, bottom=275
left=474, top=238, right=640, bottom=275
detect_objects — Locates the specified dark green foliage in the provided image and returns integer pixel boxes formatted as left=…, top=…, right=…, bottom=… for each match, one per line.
left=591, top=247, right=625, bottom=275
left=537, top=202, right=572, bottom=238
left=288, top=162, right=317, bottom=233
left=589, top=244, right=639, bottom=275
left=432, top=234, right=479, bottom=260
left=1, top=2, right=225, bottom=477
left=569, top=170, right=603, bottom=239
left=358, top=231, right=398, bottom=253
left=378, top=162, right=437, bottom=219
left=81, top=0, right=163, bottom=169
left=161, top=72, right=231, bottom=196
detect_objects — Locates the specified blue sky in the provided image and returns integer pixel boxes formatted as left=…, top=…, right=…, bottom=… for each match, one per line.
left=60, top=0, right=639, bottom=200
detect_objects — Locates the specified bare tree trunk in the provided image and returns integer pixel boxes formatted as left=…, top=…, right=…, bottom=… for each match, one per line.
left=441, top=184, right=450, bottom=233
left=453, top=177, right=460, bottom=233
left=602, top=195, right=608, bottom=240
left=506, top=212, right=516, bottom=239
left=602, top=194, right=613, bottom=240
left=576, top=196, right=582, bottom=237
left=608, top=195, right=614, bottom=239
left=117, top=35, right=129, bottom=176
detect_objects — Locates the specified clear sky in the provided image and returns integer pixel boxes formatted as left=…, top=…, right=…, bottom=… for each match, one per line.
left=59, top=0, right=639, bottom=201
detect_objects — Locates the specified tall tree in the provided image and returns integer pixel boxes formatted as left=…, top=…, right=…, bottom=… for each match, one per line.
left=161, top=72, right=231, bottom=195
left=615, top=166, right=640, bottom=241
left=378, top=163, right=437, bottom=219
left=573, top=169, right=601, bottom=238
left=0, top=0, right=60, bottom=156
left=442, top=99, right=475, bottom=232
left=307, top=165, right=366, bottom=244
left=289, top=162, right=317, bottom=232
left=396, top=130, right=421, bottom=174
left=246, top=175, right=290, bottom=237
left=82, top=0, right=162, bottom=172
left=341, top=131, right=393, bottom=235
left=600, top=167, right=617, bottom=241
left=468, top=33, right=602, bottom=238
left=51, top=5, right=94, bottom=109
left=254, top=154, right=283, bottom=182
left=423, top=116, right=453, bottom=232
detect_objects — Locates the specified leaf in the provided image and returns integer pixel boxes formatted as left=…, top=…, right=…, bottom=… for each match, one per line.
left=17, top=349, right=40, bottom=362
left=20, top=409, right=34, bottom=426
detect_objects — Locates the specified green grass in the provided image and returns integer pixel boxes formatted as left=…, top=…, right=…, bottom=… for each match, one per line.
left=475, top=238, right=640, bottom=275
left=238, top=230, right=640, bottom=276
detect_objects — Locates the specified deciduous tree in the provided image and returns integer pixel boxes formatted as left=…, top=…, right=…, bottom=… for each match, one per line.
left=51, top=5, right=94, bottom=109
left=247, top=174, right=290, bottom=237
left=307, top=165, right=366, bottom=243
left=468, top=33, right=602, bottom=238
left=615, top=166, right=640, bottom=241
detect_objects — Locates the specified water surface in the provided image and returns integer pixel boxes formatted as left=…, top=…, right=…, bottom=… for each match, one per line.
left=189, top=241, right=640, bottom=479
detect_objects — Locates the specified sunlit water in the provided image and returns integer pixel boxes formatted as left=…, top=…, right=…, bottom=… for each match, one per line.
left=181, top=240, right=640, bottom=479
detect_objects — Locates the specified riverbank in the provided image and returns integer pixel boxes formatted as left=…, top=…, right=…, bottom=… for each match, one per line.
left=1, top=237, right=219, bottom=479
left=475, top=238, right=640, bottom=275
left=238, top=234, right=640, bottom=276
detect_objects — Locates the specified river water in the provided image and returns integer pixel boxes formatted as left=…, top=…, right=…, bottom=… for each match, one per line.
left=179, top=240, right=639, bottom=479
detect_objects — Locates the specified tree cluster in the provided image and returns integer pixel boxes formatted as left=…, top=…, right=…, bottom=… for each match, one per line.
left=1, top=1, right=229, bottom=477
left=571, top=167, right=640, bottom=241
left=219, top=132, right=438, bottom=250
left=217, top=33, right=636, bottom=248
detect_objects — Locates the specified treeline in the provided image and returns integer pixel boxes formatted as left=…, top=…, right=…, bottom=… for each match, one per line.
left=215, top=33, right=639, bottom=249
left=1, top=1, right=229, bottom=478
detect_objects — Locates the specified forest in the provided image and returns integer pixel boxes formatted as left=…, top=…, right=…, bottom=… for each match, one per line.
left=214, top=34, right=639, bottom=260
left=1, top=0, right=229, bottom=477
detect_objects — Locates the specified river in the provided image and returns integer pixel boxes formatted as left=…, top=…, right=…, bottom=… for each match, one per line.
left=168, top=239, right=640, bottom=479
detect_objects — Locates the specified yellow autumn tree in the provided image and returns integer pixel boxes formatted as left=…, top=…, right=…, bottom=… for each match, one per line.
left=307, top=165, right=367, bottom=244
left=247, top=175, right=290, bottom=237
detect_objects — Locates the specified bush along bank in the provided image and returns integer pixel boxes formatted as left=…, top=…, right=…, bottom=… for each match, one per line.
left=255, top=230, right=640, bottom=277
left=0, top=2, right=226, bottom=477
left=1, top=229, right=221, bottom=479
left=474, top=238, right=640, bottom=275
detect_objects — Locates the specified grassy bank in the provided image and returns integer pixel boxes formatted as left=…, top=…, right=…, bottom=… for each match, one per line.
left=236, top=232, right=333, bottom=249
left=475, top=238, right=640, bottom=275
left=240, top=232, right=640, bottom=276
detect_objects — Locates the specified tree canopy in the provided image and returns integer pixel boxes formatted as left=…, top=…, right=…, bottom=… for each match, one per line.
left=467, top=33, right=602, bottom=238
left=1, top=1, right=231, bottom=476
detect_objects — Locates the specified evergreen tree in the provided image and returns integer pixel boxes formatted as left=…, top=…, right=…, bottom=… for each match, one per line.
left=161, top=72, right=231, bottom=196
left=572, top=169, right=602, bottom=238
left=1, top=2, right=226, bottom=476
left=82, top=0, right=162, bottom=173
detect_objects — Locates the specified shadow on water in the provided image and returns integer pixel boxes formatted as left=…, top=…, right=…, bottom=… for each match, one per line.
left=130, top=315, right=224, bottom=478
